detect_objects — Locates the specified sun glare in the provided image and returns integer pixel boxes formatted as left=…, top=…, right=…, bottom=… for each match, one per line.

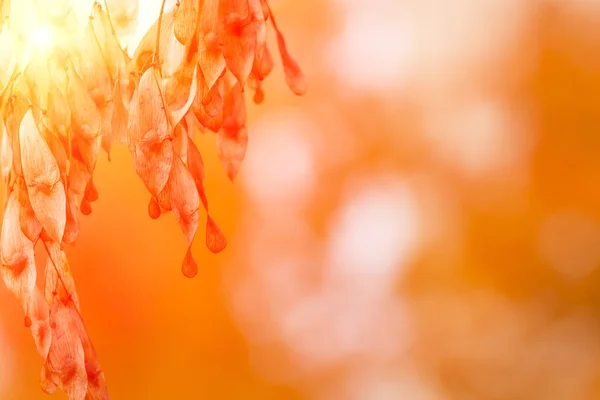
left=31, top=25, right=53, bottom=49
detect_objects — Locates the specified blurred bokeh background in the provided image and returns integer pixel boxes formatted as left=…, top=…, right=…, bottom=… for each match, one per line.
left=4, top=0, right=600, bottom=398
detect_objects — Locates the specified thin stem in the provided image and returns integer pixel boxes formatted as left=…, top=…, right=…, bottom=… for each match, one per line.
left=184, top=0, right=204, bottom=63
left=101, top=0, right=132, bottom=61
left=0, top=167, right=9, bottom=216
left=6, top=70, right=21, bottom=98
left=152, top=69, right=174, bottom=130
left=42, top=240, right=89, bottom=324
left=41, top=240, right=71, bottom=299
left=64, top=67, right=73, bottom=179
left=139, top=52, right=155, bottom=75
left=0, top=66, right=20, bottom=110
left=100, top=0, right=117, bottom=35
left=150, top=0, right=175, bottom=132
left=154, top=0, right=168, bottom=70
left=17, top=92, right=44, bottom=114
left=89, top=19, right=115, bottom=85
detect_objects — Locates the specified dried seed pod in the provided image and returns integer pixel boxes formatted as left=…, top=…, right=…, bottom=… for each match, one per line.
left=0, top=1, right=305, bottom=399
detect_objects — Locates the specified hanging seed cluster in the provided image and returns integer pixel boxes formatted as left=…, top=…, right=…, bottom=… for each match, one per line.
left=0, top=0, right=305, bottom=398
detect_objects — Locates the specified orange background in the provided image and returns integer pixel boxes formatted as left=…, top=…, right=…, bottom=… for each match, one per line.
left=4, top=1, right=600, bottom=399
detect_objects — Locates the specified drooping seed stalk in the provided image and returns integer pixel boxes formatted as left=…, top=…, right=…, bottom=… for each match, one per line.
left=154, top=0, right=168, bottom=69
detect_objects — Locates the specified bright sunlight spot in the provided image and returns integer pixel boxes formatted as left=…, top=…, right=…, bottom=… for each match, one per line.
left=30, top=25, right=53, bottom=49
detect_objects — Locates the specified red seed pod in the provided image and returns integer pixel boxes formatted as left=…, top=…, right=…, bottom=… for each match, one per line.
left=84, top=178, right=99, bottom=202
left=148, top=197, right=161, bottom=219
left=80, top=199, right=92, bottom=216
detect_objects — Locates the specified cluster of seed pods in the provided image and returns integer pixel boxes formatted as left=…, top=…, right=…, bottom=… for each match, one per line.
left=0, top=0, right=305, bottom=398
